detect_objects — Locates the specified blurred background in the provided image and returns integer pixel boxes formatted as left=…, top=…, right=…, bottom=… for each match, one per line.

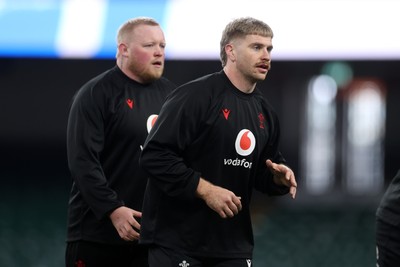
left=1, top=0, right=400, bottom=266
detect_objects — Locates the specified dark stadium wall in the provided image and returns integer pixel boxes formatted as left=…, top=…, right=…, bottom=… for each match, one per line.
left=1, top=58, right=400, bottom=188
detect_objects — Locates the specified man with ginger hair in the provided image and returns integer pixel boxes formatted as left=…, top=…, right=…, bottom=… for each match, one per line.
left=65, top=17, right=175, bottom=267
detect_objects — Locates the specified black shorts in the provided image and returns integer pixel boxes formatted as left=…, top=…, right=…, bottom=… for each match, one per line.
left=376, top=218, right=400, bottom=267
left=65, top=240, right=148, bottom=267
left=148, top=245, right=252, bottom=267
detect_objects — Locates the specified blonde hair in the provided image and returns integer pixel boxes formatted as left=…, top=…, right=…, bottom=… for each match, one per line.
left=116, top=17, right=160, bottom=57
left=220, top=17, right=274, bottom=67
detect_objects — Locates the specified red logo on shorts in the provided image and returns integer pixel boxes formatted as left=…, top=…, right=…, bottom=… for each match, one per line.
left=75, top=260, right=86, bottom=267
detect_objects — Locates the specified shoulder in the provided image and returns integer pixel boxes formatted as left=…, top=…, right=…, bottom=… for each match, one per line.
left=78, top=67, right=116, bottom=93
left=251, top=89, right=281, bottom=132
left=161, top=72, right=224, bottom=115
left=187, top=71, right=225, bottom=87
left=254, top=89, right=277, bottom=113
left=153, top=77, right=177, bottom=93
left=70, top=68, right=120, bottom=110
left=158, top=76, right=176, bottom=87
left=173, top=71, right=225, bottom=97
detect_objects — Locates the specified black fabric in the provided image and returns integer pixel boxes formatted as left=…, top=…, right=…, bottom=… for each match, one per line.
left=376, top=169, right=400, bottom=267
left=140, top=70, right=288, bottom=258
left=376, top=169, right=400, bottom=226
left=66, top=65, right=175, bottom=244
left=148, top=245, right=252, bottom=267
left=376, top=218, right=400, bottom=267
left=65, top=240, right=149, bottom=267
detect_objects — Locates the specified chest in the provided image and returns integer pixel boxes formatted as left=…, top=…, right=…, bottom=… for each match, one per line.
left=202, top=94, right=271, bottom=157
left=104, top=87, right=168, bottom=139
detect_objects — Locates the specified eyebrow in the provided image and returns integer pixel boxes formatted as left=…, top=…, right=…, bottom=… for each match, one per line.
left=251, top=42, right=273, bottom=50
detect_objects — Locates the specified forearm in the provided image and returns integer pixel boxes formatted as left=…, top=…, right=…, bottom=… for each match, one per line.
left=140, top=144, right=201, bottom=199
left=195, top=177, right=212, bottom=199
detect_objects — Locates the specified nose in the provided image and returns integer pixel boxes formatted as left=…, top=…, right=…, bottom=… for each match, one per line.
left=154, top=45, right=164, bottom=57
left=262, top=48, right=271, bottom=60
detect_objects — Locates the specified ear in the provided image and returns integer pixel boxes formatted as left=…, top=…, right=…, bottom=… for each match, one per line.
left=225, top=44, right=235, bottom=62
left=118, top=43, right=129, bottom=57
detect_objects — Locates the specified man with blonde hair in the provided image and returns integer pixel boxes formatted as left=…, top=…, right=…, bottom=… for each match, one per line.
left=140, top=17, right=297, bottom=267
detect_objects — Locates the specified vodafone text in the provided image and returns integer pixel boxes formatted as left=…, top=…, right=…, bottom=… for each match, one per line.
left=223, top=158, right=253, bottom=169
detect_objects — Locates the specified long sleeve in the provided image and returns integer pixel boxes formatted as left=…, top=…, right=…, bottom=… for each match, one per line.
left=67, top=81, right=122, bottom=220
left=140, top=83, right=204, bottom=199
left=66, top=66, right=176, bottom=244
left=254, top=106, right=290, bottom=195
left=139, top=71, right=289, bottom=257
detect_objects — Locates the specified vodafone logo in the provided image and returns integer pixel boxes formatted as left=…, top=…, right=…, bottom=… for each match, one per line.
left=146, top=114, right=158, bottom=133
left=235, top=129, right=256, bottom=156
left=224, top=129, right=255, bottom=169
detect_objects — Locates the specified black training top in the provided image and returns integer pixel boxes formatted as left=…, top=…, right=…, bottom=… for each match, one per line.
left=139, top=70, right=289, bottom=258
left=66, top=66, right=176, bottom=244
left=377, top=169, right=400, bottom=226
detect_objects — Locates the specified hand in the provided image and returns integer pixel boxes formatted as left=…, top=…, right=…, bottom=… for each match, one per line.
left=266, top=159, right=297, bottom=199
left=196, top=178, right=242, bottom=219
left=109, top=206, right=142, bottom=241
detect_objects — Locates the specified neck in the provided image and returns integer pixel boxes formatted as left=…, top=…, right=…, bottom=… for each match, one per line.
left=223, top=66, right=256, bottom=94
left=117, top=59, right=144, bottom=83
